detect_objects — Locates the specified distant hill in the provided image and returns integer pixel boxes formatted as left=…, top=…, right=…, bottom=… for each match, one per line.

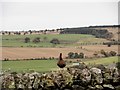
left=1, top=25, right=119, bottom=41
left=88, top=25, right=120, bottom=28
left=60, top=25, right=120, bottom=41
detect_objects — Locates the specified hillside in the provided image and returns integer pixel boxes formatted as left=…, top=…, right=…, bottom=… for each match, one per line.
left=1, top=25, right=119, bottom=60
left=60, top=25, right=120, bottom=41
left=1, top=34, right=109, bottom=47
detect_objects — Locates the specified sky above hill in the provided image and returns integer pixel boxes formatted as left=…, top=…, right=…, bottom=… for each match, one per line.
left=0, top=0, right=119, bottom=31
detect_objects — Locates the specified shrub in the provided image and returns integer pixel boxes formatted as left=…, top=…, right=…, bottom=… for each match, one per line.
left=74, top=53, right=79, bottom=58
left=100, top=50, right=109, bottom=57
left=68, top=52, right=84, bottom=59
left=100, top=50, right=106, bottom=55
left=33, top=37, right=40, bottom=43
left=4, top=58, right=9, bottom=61
left=24, top=37, right=30, bottom=43
left=109, top=51, right=116, bottom=56
left=100, top=50, right=117, bottom=57
left=68, top=52, right=74, bottom=59
left=79, top=52, right=84, bottom=58
left=50, top=38, right=60, bottom=44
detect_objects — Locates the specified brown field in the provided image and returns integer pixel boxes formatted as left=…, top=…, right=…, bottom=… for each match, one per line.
left=2, top=45, right=118, bottom=60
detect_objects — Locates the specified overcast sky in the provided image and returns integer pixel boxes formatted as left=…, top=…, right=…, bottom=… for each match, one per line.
left=0, top=0, right=119, bottom=31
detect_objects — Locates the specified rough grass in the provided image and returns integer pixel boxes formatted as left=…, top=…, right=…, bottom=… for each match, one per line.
left=84, top=56, right=119, bottom=65
left=1, top=34, right=107, bottom=47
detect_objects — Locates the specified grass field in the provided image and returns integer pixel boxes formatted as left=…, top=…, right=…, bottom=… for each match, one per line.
left=84, top=56, right=119, bottom=65
left=1, top=34, right=108, bottom=47
left=2, top=56, right=119, bottom=72
left=2, top=60, right=58, bottom=72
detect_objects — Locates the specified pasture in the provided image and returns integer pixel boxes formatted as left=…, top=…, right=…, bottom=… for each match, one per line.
left=84, top=56, right=119, bottom=65
left=1, top=33, right=119, bottom=73
left=2, top=60, right=58, bottom=72
left=2, top=56, right=119, bottom=72
left=1, top=34, right=108, bottom=47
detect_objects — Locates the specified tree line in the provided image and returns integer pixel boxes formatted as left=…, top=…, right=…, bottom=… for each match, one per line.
left=67, top=50, right=117, bottom=59
left=60, top=28, right=113, bottom=39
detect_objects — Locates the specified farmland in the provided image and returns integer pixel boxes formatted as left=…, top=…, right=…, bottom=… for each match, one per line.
left=84, top=56, right=119, bottom=65
left=1, top=34, right=108, bottom=47
left=2, top=56, right=119, bottom=72
left=2, top=60, right=58, bottom=72
left=1, top=31, right=119, bottom=73
left=2, top=45, right=118, bottom=60
left=1, top=34, right=117, bottom=60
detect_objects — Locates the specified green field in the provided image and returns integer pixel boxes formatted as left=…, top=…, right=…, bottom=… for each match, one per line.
left=1, top=34, right=107, bottom=47
left=84, top=56, right=119, bottom=65
left=2, top=57, right=119, bottom=72
left=2, top=60, right=58, bottom=72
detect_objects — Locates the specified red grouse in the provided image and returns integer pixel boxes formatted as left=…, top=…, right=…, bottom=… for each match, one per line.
left=57, top=53, right=66, bottom=68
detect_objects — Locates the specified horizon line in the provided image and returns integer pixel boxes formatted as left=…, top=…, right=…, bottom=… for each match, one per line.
left=1, top=24, right=120, bottom=32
